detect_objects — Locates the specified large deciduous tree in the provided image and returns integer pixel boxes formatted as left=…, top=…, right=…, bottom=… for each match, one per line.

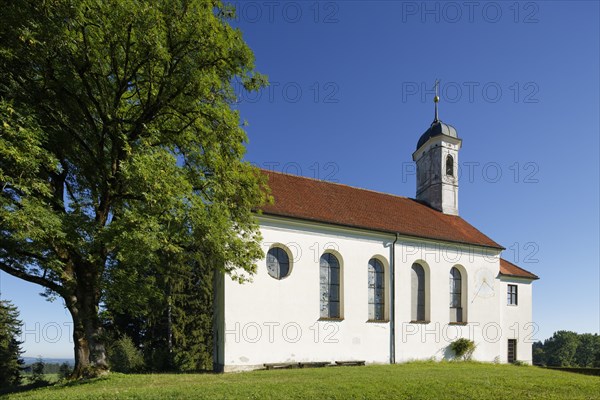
left=0, top=0, right=267, bottom=378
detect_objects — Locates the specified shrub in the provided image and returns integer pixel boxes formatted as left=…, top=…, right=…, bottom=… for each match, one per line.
left=31, top=357, right=46, bottom=383
left=512, top=360, right=529, bottom=366
left=108, top=336, right=145, bottom=373
left=58, top=362, right=72, bottom=380
left=450, top=338, right=476, bottom=361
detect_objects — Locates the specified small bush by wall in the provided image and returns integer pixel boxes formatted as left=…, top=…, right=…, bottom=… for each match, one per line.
left=450, top=339, right=476, bottom=361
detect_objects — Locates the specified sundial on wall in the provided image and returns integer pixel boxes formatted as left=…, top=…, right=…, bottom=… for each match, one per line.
left=472, top=268, right=495, bottom=301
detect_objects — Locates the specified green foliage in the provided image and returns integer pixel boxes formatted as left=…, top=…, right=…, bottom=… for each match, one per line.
left=449, top=338, right=476, bottom=361
left=532, top=341, right=545, bottom=366
left=30, top=357, right=46, bottom=383
left=169, top=264, right=214, bottom=371
left=0, top=300, right=23, bottom=388
left=108, top=336, right=145, bottom=373
left=543, top=331, right=581, bottom=367
left=573, top=333, right=600, bottom=368
left=40, top=362, right=67, bottom=375
left=59, top=362, right=72, bottom=380
left=534, top=331, right=600, bottom=368
left=107, top=336, right=145, bottom=373
left=103, top=260, right=214, bottom=372
left=3, top=363, right=600, bottom=400
left=0, top=0, right=268, bottom=375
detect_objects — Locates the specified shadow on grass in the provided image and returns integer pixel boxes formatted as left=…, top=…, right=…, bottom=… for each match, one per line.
left=0, top=374, right=117, bottom=396
left=0, top=380, right=53, bottom=396
left=0, top=369, right=222, bottom=395
left=541, top=367, right=600, bottom=377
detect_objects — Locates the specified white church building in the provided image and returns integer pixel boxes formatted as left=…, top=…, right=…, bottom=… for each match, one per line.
left=214, top=107, right=539, bottom=372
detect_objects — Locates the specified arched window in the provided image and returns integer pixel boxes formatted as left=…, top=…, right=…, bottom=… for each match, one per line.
left=450, top=267, right=463, bottom=322
left=446, top=154, right=454, bottom=176
left=411, top=263, right=426, bottom=322
left=266, top=247, right=290, bottom=279
left=320, top=253, right=341, bottom=319
left=368, top=258, right=385, bottom=321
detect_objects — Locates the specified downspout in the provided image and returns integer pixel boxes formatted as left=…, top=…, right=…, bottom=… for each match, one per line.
left=390, top=233, right=399, bottom=364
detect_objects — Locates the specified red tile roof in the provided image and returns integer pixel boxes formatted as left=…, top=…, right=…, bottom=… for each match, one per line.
left=258, top=170, right=504, bottom=250
left=499, top=258, right=539, bottom=280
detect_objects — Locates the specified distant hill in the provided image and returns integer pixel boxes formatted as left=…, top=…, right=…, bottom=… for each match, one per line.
left=22, top=357, right=74, bottom=366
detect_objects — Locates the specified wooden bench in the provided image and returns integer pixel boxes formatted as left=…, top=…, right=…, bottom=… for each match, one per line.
left=263, top=363, right=299, bottom=370
left=334, top=360, right=366, bottom=367
left=264, top=361, right=363, bottom=370
left=299, top=361, right=331, bottom=368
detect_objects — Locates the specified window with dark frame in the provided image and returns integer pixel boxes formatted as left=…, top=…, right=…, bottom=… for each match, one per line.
left=507, top=284, right=518, bottom=305
left=446, top=154, right=454, bottom=176
left=449, top=267, right=463, bottom=322
left=368, top=258, right=385, bottom=321
left=266, top=247, right=290, bottom=280
left=411, top=263, right=426, bottom=321
left=320, top=253, right=341, bottom=319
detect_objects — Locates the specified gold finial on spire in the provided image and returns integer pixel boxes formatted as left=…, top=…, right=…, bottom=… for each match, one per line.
left=433, top=79, right=440, bottom=123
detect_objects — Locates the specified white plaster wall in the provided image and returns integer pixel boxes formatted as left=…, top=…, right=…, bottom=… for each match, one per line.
left=221, top=216, right=392, bottom=371
left=218, top=216, right=535, bottom=371
left=393, top=237, right=505, bottom=362
left=499, top=277, right=535, bottom=364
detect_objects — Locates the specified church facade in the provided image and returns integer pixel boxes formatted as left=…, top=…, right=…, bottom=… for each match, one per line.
left=214, top=113, right=539, bottom=372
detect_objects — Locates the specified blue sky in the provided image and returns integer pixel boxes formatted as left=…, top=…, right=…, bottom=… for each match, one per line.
left=1, top=1, right=598, bottom=358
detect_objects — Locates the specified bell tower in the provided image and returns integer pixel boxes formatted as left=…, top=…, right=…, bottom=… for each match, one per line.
left=412, top=82, right=462, bottom=215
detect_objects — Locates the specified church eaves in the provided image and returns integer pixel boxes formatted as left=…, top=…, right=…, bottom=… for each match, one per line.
left=499, top=258, right=539, bottom=280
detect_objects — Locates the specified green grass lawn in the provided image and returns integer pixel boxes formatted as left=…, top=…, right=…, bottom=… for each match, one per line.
left=3, top=362, right=599, bottom=400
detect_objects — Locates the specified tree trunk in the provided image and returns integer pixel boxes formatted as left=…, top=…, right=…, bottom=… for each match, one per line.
left=66, top=275, right=109, bottom=379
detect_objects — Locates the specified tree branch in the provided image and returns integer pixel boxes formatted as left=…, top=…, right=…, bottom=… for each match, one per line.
left=14, top=248, right=49, bottom=263
left=0, top=260, right=65, bottom=296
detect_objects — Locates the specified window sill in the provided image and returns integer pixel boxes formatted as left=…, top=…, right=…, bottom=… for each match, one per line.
left=366, top=320, right=389, bottom=323
left=448, top=322, right=468, bottom=326
left=318, top=318, right=344, bottom=322
left=507, top=304, right=518, bottom=307
left=409, top=320, right=430, bottom=324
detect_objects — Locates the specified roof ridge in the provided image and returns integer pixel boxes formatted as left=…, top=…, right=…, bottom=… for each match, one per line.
left=261, top=168, right=419, bottom=203
left=260, top=167, right=504, bottom=250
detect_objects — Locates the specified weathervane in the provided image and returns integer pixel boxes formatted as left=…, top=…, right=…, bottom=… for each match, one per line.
left=433, top=79, right=440, bottom=123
